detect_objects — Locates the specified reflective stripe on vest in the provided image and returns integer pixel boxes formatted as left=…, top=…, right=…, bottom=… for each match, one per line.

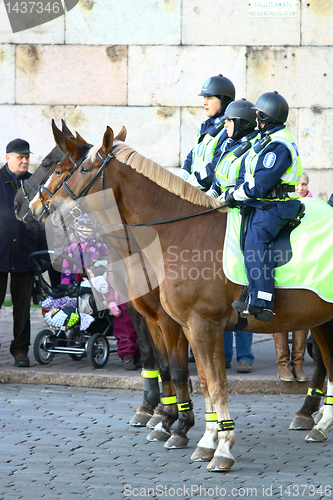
left=244, top=128, right=303, bottom=201
left=215, top=135, right=258, bottom=192
left=191, top=128, right=225, bottom=175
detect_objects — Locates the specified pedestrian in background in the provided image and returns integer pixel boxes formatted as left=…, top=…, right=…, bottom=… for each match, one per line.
left=0, top=138, right=48, bottom=367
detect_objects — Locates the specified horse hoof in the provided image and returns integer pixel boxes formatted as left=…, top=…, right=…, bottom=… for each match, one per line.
left=164, top=434, right=189, bottom=449
left=146, top=414, right=163, bottom=429
left=147, top=423, right=171, bottom=442
left=129, top=412, right=153, bottom=427
left=191, top=447, right=215, bottom=462
left=305, top=428, right=328, bottom=442
left=289, top=414, right=314, bottom=430
left=206, top=455, right=234, bottom=472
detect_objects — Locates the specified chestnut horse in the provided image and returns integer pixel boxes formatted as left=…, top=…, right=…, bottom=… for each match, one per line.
left=45, top=126, right=333, bottom=472
left=28, top=122, right=194, bottom=449
left=14, top=122, right=166, bottom=434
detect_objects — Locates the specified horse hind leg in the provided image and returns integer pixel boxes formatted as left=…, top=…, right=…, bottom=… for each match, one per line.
left=290, top=334, right=326, bottom=430
left=305, top=319, right=333, bottom=442
left=306, top=380, right=333, bottom=442
left=125, top=305, right=160, bottom=427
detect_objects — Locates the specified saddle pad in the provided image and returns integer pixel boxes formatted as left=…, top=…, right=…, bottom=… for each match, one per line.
left=223, top=197, right=333, bottom=303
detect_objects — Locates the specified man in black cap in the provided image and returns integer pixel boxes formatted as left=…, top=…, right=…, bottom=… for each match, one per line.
left=0, top=138, right=48, bottom=367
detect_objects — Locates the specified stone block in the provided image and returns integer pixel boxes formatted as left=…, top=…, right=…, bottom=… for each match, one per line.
left=0, top=104, right=66, bottom=167
left=128, top=45, right=246, bottom=107
left=16, top=45, right=127, bottom=105
left=301, top=0, right=333, bottom=46
left=298, top=108, right=333, bottom=200
left=65, top=0, right=181, bottom=45
left=182, top=0, right=301, bottom=46
left=0, top=0, right=65, bottom=44
left=247, top=46, right=333, bottom=108
left=180, top=107, right=206, bottom=166
left=0, top=45, right=15, bottom=104
left=63, top=105, right=180, bottom=167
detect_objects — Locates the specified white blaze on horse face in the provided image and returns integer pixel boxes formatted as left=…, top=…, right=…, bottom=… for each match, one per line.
left=29, top=175, right=53, bottom=210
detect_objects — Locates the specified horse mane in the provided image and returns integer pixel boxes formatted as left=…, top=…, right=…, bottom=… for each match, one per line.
left=111, top=141, right=227, bottom=211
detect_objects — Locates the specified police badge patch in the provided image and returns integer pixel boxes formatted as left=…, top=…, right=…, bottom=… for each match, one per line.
left=263, top=152, right=276, bottom=168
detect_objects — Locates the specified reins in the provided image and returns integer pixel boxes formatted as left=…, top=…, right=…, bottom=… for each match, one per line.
left=65, top=146, right=226, bottom=228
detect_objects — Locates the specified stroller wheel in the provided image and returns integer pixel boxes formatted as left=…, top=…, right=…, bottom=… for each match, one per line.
left=87, top=333, right=110, bottom=369
left=67, top=329, right=87, bottom=361
left=34, top=329, right=56, bottom=364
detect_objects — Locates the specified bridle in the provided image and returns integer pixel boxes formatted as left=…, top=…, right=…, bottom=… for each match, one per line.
left=36, top=147, right=92, bottom=222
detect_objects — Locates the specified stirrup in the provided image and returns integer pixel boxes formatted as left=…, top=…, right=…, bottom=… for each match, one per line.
left=232, top=300, right=250, bottom=318
left=250, top=306, right=275, bottom=322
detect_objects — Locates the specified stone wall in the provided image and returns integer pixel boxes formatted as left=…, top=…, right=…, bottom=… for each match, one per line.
left=0, top=0, right=332, bottom=199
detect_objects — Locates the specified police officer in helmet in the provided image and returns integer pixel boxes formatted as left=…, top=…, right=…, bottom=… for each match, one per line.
left=224, top=91, right=303, bottom=322
left=207, top=98, right=259, bottom=198
left=178, top=74, right=235, bottom=191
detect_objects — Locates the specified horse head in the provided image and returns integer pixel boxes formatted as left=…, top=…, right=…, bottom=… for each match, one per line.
left=48, top=126, right=127, bottom=218
left=29, top=124, right=93, bottom=223
left=14, top=119, right=74, bottom=223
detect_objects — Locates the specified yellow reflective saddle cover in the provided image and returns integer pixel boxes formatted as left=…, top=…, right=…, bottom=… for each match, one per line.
left=223, top=197, right=333, bottom=302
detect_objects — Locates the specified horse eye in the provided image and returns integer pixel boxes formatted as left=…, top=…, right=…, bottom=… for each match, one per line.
left=81, top=166, right=89, bottom=173
left=55, top=170, right=62, bottom=176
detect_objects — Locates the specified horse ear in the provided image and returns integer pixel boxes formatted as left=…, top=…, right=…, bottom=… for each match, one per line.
left=75, top=131, right=89, bottom=145
left=52, top=119, right=67, bottom=153
left=115, top=125, right=127, bottom=142
left=61, top=119, right=74, bottom=139
left=64, top=134, right=78, bottom=159
left=101, top=126, right=114, bottom=154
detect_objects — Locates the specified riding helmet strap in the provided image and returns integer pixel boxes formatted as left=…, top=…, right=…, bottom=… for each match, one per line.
left=307, top=387, right=324, bottom=399
left=325, top=395, right=333, bottom=405
left=217, top=420, right=235, bottom=432
left=177, top=400, right=193, bottom=412
left=205, top=412, right=218, bottom=422
left=161, top=395, right=177, bottom=405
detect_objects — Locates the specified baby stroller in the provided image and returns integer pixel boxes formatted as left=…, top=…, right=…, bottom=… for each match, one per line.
left=30, top=250, right=115, bottom=369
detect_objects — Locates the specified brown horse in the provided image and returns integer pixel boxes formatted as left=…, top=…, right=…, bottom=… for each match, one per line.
left=29, top=123, right=195, bottom=449
left=46, top=126, right=333, bottom=472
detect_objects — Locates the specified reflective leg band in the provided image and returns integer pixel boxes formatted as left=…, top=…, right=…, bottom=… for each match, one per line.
left=205, top=412, right=218, bottom=422
left=324, top=395, right=333, bottom=405
left=177, top=400, right=193, bottom=412
left=142, top=369, right=159, bottom=379
left=217, top=420, right=235, bottom=432
left=161, top=395, right=177, bottom=405
left=307, top=387, right=324, bottom=399
left=158, top=374, right=163, bottom=394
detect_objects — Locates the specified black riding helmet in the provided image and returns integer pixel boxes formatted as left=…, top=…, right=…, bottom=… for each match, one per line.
left=222, top=98, right=257, bottom=141
left=253, top=91, right=289, bottom=125
left=198, top=75, right=235, bottom=114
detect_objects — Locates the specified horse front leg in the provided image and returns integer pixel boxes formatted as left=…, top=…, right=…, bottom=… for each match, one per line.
left=290, top=334, right=326, bottom=430
left=187, top=320, right=235, bottom=470
left=161, top=324, right=195, bottom=450
left=125, top=304, right=160, bottom=427
left=144, top=319, right=179, bottom=442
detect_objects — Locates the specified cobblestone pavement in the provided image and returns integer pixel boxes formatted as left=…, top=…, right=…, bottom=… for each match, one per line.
left=0, top=306, right=315, bottom=394
left=1, top=384, right=332, bottom=500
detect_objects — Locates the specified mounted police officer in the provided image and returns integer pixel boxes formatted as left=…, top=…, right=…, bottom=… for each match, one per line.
left=206, top=98, right=259, bottom=198
left=178, top=74, right=235, bottom=191
left=223, top=91, right=303, bottom=322
left=206, top=98, right=259, bottom=373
